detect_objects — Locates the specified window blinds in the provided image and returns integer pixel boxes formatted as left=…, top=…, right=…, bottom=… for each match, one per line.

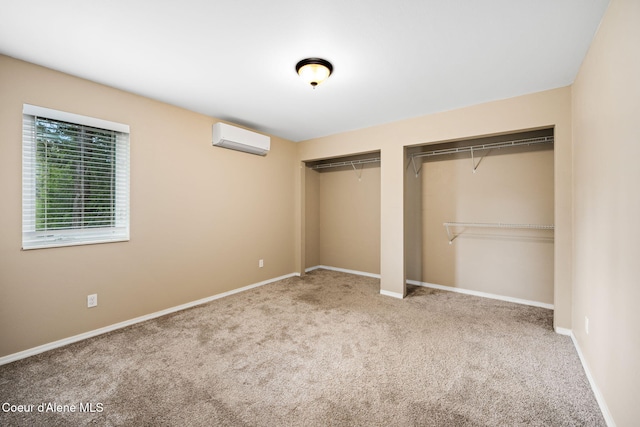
left=22, top=105, right=130, bottom=249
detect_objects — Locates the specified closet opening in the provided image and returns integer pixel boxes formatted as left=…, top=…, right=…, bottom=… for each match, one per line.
left=304, top=152, right=381, bottom=276
left=404, top=128, right=555, bottom=308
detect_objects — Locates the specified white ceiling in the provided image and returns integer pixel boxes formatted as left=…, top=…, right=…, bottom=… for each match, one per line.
left=0, top=0, right=609, bottom=142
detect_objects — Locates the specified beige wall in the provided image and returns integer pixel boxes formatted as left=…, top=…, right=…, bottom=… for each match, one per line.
left=299, top=87, right=572, bottom=325
left=415, top=149, right=554, bottom=304
left=304, top=165, right=381, bottom=274
left=315, top=166, right=381, bottom=274
left=0, top=55, right=298, bottom=358
left=404, top=152, right=423, bottom=281
left=304, top=167, right=320, bottom=269
left=572, top=0, right=640, bottom=425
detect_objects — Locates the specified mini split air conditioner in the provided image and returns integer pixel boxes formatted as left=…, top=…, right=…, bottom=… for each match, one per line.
left=212, top=122, right=270, bottom=156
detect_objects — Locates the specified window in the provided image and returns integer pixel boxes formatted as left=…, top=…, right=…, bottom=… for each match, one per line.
left=22, top=105, right=130, bottom=249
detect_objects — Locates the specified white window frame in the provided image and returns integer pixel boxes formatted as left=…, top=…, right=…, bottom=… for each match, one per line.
left=22, top=104, right=130, bottom=250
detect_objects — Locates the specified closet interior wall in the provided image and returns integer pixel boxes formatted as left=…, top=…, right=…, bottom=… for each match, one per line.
left=406, top=130, right=555, bottom=305
left=305, top=154, right=381, bottom=275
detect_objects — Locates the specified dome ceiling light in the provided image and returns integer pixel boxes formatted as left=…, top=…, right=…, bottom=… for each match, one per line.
left=296, top=58, right=333, bottom=88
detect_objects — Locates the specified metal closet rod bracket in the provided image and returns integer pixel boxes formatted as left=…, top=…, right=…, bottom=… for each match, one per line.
left=410, top=156, right=422, bottom=178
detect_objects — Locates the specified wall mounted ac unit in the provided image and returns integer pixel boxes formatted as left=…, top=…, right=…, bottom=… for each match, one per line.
left=212, top=122, right=270, bottom=156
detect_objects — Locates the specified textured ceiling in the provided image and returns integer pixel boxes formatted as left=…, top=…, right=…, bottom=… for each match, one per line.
left=0, top=0, right=609, bottom=141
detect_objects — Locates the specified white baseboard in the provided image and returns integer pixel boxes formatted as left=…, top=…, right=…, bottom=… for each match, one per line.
left=407, top=279, right=554, bottom=310
left=0, top=272, right=300, bottom=366
left=569, top=332, right=616, bottom=427
left=305, top=265, right=406, bottom=299
left=380, top=289, right=404, bottom=299
left=305, top=265, right=381, bottom=279
left=410, top=280, right=613, bottom=425
left=555, top=327, right=572, bottom=336
left=0, top=268, right=616, bottom=427
left=305, top=269, right=554, bottom=309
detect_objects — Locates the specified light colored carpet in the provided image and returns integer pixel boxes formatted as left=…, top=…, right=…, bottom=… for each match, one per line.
left=0, top=269, right=605, bottom=426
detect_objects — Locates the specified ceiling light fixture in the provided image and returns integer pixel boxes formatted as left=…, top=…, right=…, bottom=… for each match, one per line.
left=296, top=58, right=333, bottom=88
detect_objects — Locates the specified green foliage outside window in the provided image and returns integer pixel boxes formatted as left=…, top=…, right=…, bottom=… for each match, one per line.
left=35, top=118, right=117, bottom=230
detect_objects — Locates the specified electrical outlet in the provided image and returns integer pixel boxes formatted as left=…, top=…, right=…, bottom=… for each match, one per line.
left=87, top=294, right=98, bottom=308
left=585, top=316, right=589, bottom=335
left=259, top=259, right=264, bottom=268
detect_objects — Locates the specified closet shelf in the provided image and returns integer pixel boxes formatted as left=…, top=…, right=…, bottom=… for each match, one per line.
left=411, top=136, right=554, bottom=160
left=443, top=221, right=555, bottom=244
left=410, top=135, right=554, bottom=175
left=310, top=157, right=380, bottom=170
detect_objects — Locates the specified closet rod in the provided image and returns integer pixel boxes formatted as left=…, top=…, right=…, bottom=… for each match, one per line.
left=310, top=157, right=381, bottom=170
left=443, top=221, right=555, bottom=244
left=410, top=136, right=554, bottom=160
